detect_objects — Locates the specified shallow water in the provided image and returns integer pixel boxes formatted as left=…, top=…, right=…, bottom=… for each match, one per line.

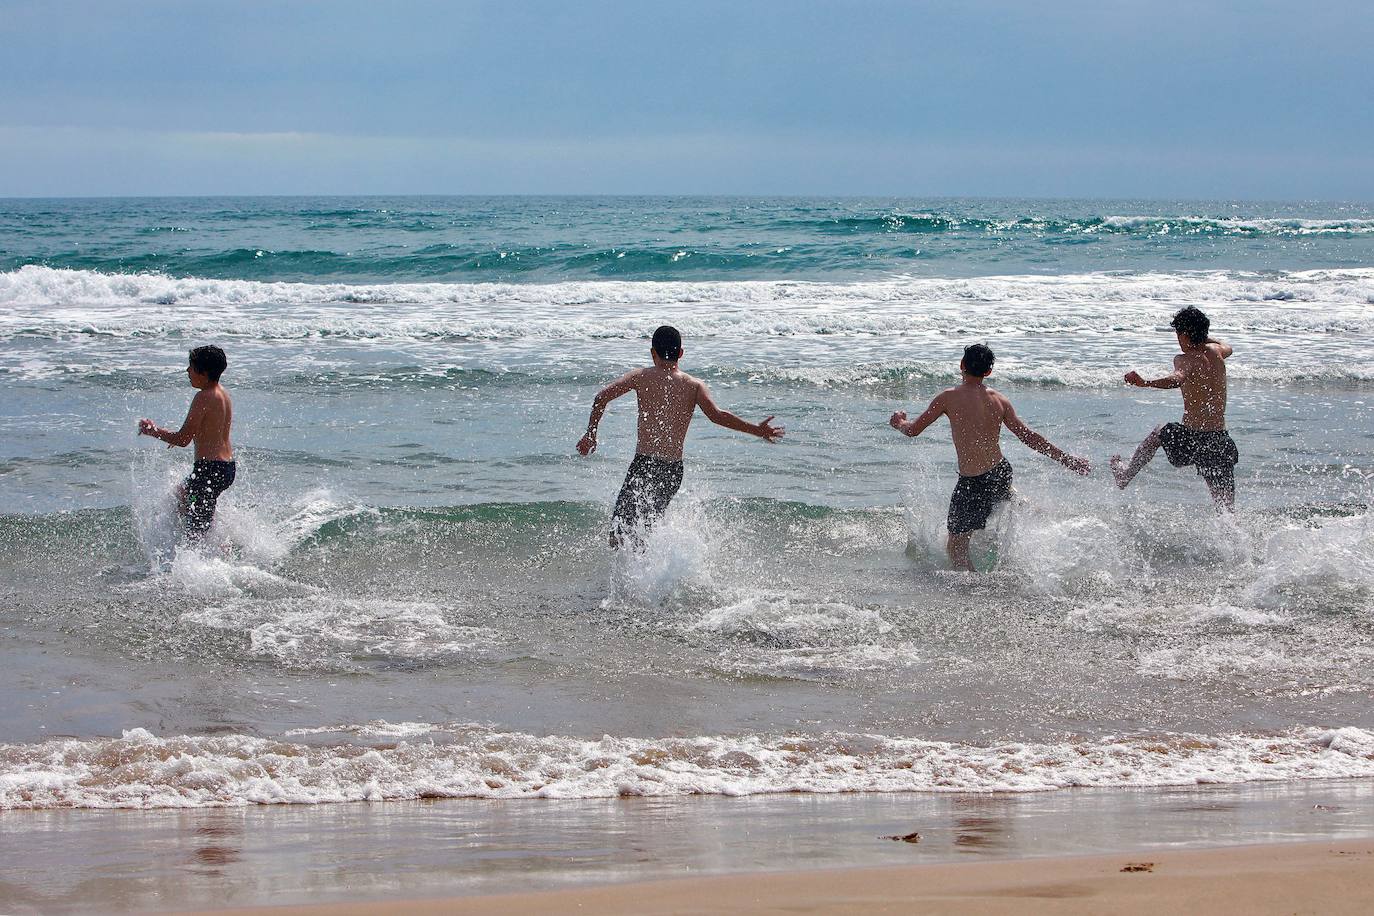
left=2, top=197, right=1372, bottom=817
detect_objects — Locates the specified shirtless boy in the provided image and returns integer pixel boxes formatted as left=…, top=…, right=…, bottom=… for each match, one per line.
left=889, top=344, right=1091, bottom=572
left=1110, top=306, right=1237, bottom=510
left=138, top=345, right=236, bottom=538
left=577, top=325, right=784, bottom=548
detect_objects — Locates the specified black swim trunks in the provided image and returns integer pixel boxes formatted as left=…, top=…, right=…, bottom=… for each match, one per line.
left=610, top=454, right=684, bottom=544
left=183, top=459, right=236, bottom=537
left=1159, top=423, right=1239, bottom=480
left=947, top=458, right=1013, bottom=536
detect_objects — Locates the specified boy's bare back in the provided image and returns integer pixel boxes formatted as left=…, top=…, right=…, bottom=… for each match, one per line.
left=1176, top=342, right=1229, bottom=430
left=1123, top=336, right=1230, bottom=430
left=937, top=383, right=1011, bottom=477
left=627, top=365, right=703, bottom=461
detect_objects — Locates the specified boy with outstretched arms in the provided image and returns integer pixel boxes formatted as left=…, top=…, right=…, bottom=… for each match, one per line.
left=138, top=345, right=236, bottom=538
left=577, top=325, right=784, bottom=548
left=889, top=344, right=1091, bottom=572
left=1110, top=306, right=1237, bottom=510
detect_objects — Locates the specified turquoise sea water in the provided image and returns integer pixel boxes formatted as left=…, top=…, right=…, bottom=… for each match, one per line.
left=5, top=196, right=1374, bottom=282
left=1, top=198, right=1373, bottom=825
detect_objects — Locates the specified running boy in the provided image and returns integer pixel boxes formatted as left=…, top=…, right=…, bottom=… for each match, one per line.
left=1110, top=306, right=1237, bottom=510
left=889, top=343, right=1090, bottom=572
left=577, top=325, right=784, bottom=548
left=138, top=345, right=236, bottom=538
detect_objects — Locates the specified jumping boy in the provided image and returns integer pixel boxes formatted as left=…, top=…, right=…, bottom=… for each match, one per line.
left=138, top=345, right=236, bottom=539
left=1110, top=306, right=1237, bottom=510
left=889, top=343, right=1091, bottom=572
left=577, top=325, right=784, bottom=548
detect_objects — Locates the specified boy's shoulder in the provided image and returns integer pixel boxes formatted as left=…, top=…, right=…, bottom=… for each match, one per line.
left=1175, top=349, right=1214, bottom=371
left=942, top=383, right=1001, bottom=401
left=662, top=368, right=702, bottom=387
left=193, top=384, right=231, bottom=409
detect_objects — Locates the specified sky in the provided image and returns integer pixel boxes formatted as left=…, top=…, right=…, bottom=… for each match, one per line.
left=1, top=0, right=1371, bottom=199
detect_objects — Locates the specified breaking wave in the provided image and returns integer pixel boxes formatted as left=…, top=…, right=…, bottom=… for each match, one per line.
left=2, top=267, right=1373, bottom=345
left=2, top=724, right=1371, bottom=809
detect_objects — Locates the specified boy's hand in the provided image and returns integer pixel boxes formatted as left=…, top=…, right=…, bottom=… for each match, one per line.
left=889, top=410, right=909, bottom=432
left=756, top=416, right=784, bottom=443
left=1123, top=371, right=1147, bottom=387
left=1062, top=454, right=1092, bottom=476
left=576, top=430, right=597, bottom=456
left=137, top=418, right=158, bottom=436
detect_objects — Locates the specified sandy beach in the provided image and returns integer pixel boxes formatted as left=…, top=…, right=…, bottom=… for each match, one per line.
left=185, top=839, right=1374, bottom=915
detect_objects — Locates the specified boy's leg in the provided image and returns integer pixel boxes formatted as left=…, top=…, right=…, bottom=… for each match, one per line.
left=1111, top=425, right=1164, bottom=489
left=948, top=463, right=1012, bottom=573
left=1202, top=467, right=1236, bottom=512
left=609, top=458, right=646, bottom=549
left=181, top=462, right=234, bottom=540
left=946, top=532, right=975, bottom=571
left=184, top=484, right=218, bottom=539
left=610, top=457, right=684, bottom=550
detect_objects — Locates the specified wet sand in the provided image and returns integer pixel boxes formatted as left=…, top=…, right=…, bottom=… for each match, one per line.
left=190, top=840, right=1374, bottom=914
left=6, top=782, right=1374, bottom=913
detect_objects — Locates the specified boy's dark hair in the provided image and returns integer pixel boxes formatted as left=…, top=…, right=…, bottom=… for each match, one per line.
left=1170, top=306, right=1210, bottom=345
left=962, top=343, right=995, bottom=377
left=189, top=345, right=228, bottom=382
left=651, top=325, right=683, bottom=362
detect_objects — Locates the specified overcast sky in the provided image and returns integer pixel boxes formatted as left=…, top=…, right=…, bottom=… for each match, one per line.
left=2, top=0, right=1370, bottom=198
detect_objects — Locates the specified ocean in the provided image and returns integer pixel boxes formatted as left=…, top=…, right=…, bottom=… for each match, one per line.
left=2, top=196, right=1373, bottom=906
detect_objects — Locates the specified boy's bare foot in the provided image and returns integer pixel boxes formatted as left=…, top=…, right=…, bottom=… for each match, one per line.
left=1109, top=455, right=1130, bottom=489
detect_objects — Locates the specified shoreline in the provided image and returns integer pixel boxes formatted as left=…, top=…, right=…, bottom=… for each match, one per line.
left=8, top=780, right=1374, bottom=913
left=185, top=838, right=1374, bottom=914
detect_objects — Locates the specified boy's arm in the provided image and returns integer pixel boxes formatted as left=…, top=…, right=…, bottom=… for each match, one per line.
left=1001, top=397, right=1091, bottom=475
left=1124, top=355, right=1186, bottom=390
left=696, top=383, right=784, bottom=442
left=1207, top=337, right=1233, bottom=359
left=138, top=395, right=205, bottom=449
left=576, top=371, right=639, bottom=455
left=889, top=394, right=944, bottom=437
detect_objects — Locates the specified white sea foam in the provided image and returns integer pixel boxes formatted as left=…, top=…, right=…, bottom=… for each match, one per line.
left=1243, top=514, right=1374, bottom=611
left=164, top=551, right=307, bottom=600
left=182, top=596, right=503, bottom=668
left=3, top=267, right=1374, bottom=344
left=1, top=725, right=1371, bottom=809
left=688, top=592, right=913, bottom=675
left=1097, top=215, right=1374, bottom=235
left=718, top=643, right=921, bottom=676
left=6, top=266, right=1374, bottom=388
left=283, top=722, right=440, bottom=740
left=1135, top=634, right=1374, bottom=693
left=690, top=593, right=892, bottom=645
left=1067, top=600, right=1292, bottom=634
left=606, top=493, right=718, bottom=606
left=212, top=489, right=368, bottom=567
